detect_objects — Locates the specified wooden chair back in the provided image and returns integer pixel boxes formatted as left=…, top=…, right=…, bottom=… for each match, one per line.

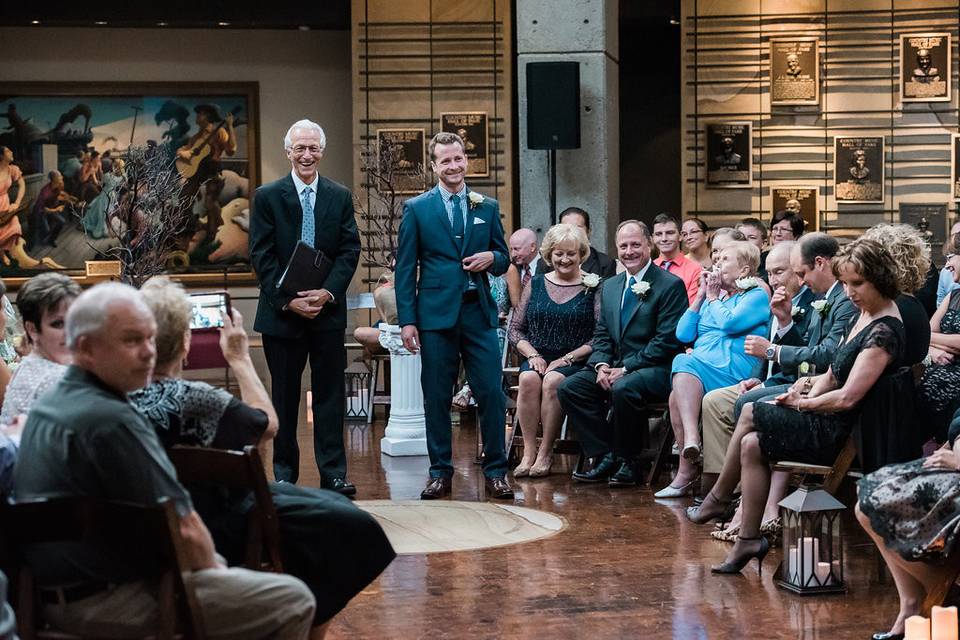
left=0, top=497, right=205, bottom=639
left=167, top=445, right=283, bottom=573
left=772, top=434, right=858, bottom=496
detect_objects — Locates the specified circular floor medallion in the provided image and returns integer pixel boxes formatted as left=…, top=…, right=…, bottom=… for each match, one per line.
left=355, top=500, right=566, bottom=555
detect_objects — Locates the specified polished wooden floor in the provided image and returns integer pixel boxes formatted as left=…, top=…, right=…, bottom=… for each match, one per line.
left=287, top=416, right=896, bottom=640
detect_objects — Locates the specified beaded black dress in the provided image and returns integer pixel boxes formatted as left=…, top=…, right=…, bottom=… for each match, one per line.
left=751, top=315, right=905, bottom=465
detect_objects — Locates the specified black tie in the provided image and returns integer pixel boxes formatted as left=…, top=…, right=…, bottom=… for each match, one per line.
left=451, top=194, right=464, bottom=252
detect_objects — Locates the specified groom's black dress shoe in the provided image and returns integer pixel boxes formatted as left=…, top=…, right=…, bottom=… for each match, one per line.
left=322, top=477, right=357, bottom=497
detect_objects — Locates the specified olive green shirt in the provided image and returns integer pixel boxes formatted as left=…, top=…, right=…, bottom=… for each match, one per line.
left=13, top=366, right=192, bottom=586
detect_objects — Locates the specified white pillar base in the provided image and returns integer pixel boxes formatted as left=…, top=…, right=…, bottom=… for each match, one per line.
left=378, top=324, right=429, bottom=458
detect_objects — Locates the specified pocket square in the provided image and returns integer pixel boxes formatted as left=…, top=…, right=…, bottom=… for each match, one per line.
left=472, top=218, right=487, bottom=225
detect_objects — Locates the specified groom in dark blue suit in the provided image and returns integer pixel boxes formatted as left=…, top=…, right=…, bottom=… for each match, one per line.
left=394, top=132, right=513, bottom=500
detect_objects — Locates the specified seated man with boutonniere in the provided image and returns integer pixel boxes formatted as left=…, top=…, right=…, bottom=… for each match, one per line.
left=557, top=220, right=688, bottom=487
left=655, top=242, right=770, bottom=498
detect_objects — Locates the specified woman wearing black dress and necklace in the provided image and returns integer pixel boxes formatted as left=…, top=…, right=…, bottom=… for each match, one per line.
left=509, top=223, right=601, bottom=477
left=686, top=238, right=906, bottom=576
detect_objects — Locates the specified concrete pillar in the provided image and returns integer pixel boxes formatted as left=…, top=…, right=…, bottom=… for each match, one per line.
left=516, top=0, right=619, bottom=252
left=378, top=325, right=428, bottom=457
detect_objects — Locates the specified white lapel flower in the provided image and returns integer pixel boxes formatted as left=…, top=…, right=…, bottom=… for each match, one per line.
left=631, top=280, right=651, bottom=299
left=791, top=305, right=805, bottom=318
left=582, top=272, right=600, bottom=289
left=735, top=276, right=759, bottom=291
left=467, top=191, right=484, bottom=210
left=811, top=300, right=831, bottom=317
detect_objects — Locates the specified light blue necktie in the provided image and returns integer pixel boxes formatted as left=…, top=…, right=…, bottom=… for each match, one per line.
left=300, top=186, right=315, bottom=247
left=621, top=275, right=639, bottom=329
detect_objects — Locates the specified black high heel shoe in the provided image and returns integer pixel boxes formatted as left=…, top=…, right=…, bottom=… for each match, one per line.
left=711, top=535, right=771, bottom=575
left=685, top=491, right=735, bottom=525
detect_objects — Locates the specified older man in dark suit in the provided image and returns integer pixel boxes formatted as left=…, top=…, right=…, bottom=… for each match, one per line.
left=249, top=119, right=360, bottom=495
left=395, top=131, right=512, bottom=500
left=557, top=220, right=689, bottom=487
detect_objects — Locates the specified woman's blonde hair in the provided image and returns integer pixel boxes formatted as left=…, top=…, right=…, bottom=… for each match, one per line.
left=722, top=241, right=761, bottom=275
left=832, top=238, right=900, bottom=300
left=540, top=223, right=590, bottom=264
left=140, top=276, right=192, bottom=369
left=863, top=223, right=930, bottom=293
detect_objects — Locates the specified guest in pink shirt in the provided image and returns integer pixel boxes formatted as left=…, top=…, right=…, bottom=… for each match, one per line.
left=653, top=213, right=702, bottom=305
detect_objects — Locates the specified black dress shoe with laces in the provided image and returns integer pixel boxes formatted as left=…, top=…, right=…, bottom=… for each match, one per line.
left=322, top=477, right=357, bottom=497
left=608, top=458, right=646, bottom=487
left=572, top=452, right=618, bottom=483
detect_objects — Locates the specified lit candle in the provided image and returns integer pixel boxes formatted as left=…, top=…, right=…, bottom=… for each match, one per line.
left=931, top=606, right=957, bottom=640
left=815, top=561, right=831, bottom=585
left=788, top=547, right=799, bottom=585
left=800, top=537, right=819, bottom=586
left=906, top=615, right=931, bottom=640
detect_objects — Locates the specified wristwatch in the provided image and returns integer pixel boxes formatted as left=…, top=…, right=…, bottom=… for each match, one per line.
left=764, top=345, right=777, bottom=361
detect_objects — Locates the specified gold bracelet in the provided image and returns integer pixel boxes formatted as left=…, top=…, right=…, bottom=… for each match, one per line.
left=795, top=398, right=802, bottom=412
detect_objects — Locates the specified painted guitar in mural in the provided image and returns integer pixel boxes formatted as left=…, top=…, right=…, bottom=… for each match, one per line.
left=175, top=106, right=244, bottom=180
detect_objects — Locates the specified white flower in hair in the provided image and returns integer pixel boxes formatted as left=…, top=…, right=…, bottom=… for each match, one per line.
left=735, top=276, right=759, bottom=291
left=467, top=191, right=484, bottom=209
left=582, top=273, right=600, bottom=289
left=631, top=280, right=651, bottom=299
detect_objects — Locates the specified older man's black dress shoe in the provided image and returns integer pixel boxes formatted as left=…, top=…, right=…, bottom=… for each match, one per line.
left=572, top=452, right=618, bottom=483
left=608, top=458, right=647, bottom=487
left=485, top=476, right=514, bottom=499
left=420, top=477, right=452, bottom=500
left=322, top=477, right=357, bottom=497
left=870, top=632, right=904, bottom=640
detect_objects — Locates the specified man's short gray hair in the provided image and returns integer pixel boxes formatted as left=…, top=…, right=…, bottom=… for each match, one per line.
left=65, top=282, right=151, bottom=349
left=283, top=119, right=326, bottom=151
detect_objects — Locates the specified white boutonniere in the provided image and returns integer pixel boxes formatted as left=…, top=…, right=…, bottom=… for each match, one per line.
left=582, top=272, right=600, bottom=289
left=811, top=300, right=831, bottom=317
left=791, top=305, right=805, bottom=318
left=631, top=280, right=651, bottom=299
left=735, top=277, right=759, bottom=291
left=467, top=191, right=484, bottom=210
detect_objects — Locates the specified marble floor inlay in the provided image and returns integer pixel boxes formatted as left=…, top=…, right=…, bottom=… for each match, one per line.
left=356, top=500, right=567, bottom=554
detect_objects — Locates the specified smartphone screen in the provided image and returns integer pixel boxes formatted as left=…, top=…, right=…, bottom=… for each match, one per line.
left=188, top=292, right=230, bottom=330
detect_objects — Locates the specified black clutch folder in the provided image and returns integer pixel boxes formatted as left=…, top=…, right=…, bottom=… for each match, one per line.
left=277, top=241, right=333, bottom=298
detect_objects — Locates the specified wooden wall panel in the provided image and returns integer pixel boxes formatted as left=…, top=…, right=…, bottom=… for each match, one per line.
left=682, top=0, right=960, bottom=241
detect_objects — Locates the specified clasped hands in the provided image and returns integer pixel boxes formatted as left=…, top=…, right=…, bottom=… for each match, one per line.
left=288, top=288, right=333, bottom=319
left=923, top=442, right=960, bottom=472
left=696, top=269, right=722, bottom=302
left=595, top=364, right=626, bottom=390
left=528, top=356, right=570, bottom=376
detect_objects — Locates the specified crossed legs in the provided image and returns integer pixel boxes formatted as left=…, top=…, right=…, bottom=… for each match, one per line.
left=667, top=372, right=705, bottom=489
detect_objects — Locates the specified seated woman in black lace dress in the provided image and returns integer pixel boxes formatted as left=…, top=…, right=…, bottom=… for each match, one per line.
left=508, top=223, right=601, bottom=477
left=134, top=277, right=395, bottom=639
left=687, top=239, right=906, bottom=577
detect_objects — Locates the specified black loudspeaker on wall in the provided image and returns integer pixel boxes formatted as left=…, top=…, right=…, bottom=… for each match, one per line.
left=526, top=61, right=581, bottom=150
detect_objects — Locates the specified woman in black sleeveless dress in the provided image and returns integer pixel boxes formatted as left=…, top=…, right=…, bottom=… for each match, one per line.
left=687, top=239, right=906, bottom=579
left=509, top=224, right=600, bottom=477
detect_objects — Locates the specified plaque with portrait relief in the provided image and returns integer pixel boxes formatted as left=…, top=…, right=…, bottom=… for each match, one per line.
left=440, top=112, right=489, bottom=178
left=834, top=136, right=884, bottom=204
left=706, top=122, right=752, bottom=188
left=770, top=38, right=819, bottom=106
left=900, top=33, right=951, bottom=102
left=772, top=186, right=819, bottom=232
left=899, top=203, right=948, bottom=261
left=376, top=128, right=426, bottom=195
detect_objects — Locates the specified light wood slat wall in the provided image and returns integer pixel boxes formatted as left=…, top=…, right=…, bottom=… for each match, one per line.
left=351, top=0, right=514, bottom=289
left=681, top=0, right=960, bottom=237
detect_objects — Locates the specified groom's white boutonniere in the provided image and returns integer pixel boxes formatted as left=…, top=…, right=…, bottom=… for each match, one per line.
left=735, top=276, right=759, bottom=291
left=811, top=300, right=831, bottom=317
left=582, top=273, right=600, bottom=289
left=631, top=280, right=651, bottom=299
left=791, top=305, right=805, bottom=318
left=467, top=191, right=484, bottom=210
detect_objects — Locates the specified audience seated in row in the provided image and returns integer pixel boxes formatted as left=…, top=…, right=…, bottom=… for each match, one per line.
left=681, top=217, right=713, bottom=270
left=652, top=213, right=703, bottom=305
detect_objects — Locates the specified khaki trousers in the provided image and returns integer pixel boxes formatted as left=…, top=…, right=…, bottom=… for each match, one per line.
left=702, top=384, right=739, bottom=474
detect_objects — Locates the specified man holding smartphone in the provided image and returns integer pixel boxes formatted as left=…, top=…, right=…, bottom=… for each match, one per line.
left=249, top=119, right=360, bottom=495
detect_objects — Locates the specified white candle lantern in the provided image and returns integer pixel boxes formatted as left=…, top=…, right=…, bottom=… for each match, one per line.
left=776, top=484, right=846, bottom=594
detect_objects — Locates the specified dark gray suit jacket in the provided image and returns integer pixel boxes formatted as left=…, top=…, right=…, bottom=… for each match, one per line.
left=775, top=281, right=857, bottom=375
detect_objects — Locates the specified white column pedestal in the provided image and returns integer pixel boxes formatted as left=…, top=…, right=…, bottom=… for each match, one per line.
left=378, top=325, right=428, bottom=457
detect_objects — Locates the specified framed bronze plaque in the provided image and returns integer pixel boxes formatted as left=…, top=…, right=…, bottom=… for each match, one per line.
left=772, top=186, right=819, bottom=232
left=440, top=112, right=489, bottom=178
left=900, top=33, right=951, bottom=102
left=770, top=38, right=819, bottom=106
left=900, top=203, right=948, bottom=260
left=834, top=136, right=884, bottom=204
left=376, top=128, right=426, bottom=195
left=706, top=122, right=752, bottom=189
left=952, top=135, right=960, bottom=201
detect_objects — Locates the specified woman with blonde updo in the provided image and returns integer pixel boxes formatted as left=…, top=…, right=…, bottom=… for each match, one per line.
left=508, top=223, right=601, bottom=477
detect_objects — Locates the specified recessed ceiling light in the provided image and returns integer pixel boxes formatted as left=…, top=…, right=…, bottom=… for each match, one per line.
left=298, top=25, right=310, bottom=31
left=157, top=21, right=168, bottom=26
left=94, top=21, right=107, bottom=26
left=30, top=20, right=40, bottom=25
left=217, top=21, right=230, bottom=27
left=669, top=16, right=680, bottom=25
